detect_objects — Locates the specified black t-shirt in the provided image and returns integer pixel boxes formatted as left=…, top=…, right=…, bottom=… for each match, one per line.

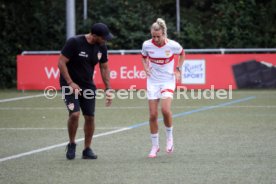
left=59, top=35, right=108, bottom=89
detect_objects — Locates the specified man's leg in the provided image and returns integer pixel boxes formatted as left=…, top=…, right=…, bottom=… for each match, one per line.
left=63, top=90, right=81, bottom=160
left=65, top=112, right=80, bottom=160
left=80, top=92, right=97, bottom=159
left=83, top=115, right=95, bottom=149
left=68, top=112, right=80, bottom=144
left=82, top=115, right=97, bottom=159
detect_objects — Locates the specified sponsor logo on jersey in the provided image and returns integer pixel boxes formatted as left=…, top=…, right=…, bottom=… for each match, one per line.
left=149, top=55, right=174, bottom=65
left=78, top=51, right=88, bottom=58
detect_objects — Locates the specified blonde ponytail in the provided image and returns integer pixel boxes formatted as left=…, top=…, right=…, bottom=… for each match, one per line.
left=151, top=18, right=167, bottom=37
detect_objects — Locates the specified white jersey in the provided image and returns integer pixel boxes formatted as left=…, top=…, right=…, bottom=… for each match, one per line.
left=141, top=39, right=184, bottom=83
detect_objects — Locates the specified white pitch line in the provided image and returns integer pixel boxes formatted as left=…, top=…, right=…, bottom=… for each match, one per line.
left=0, top=106, right=149, bottom=110
left=0, top=127, right=130, bottom=163
left=0, top=94, right=45, bottom=103
left=0, top=128, right=68, bottom=130
left=0, top=107, right=66, bottom=110
left=0, top=127, right=127, bottom=130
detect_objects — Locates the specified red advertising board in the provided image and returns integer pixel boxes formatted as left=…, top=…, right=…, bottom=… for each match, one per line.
left=17, top=54, right=276, bottom=90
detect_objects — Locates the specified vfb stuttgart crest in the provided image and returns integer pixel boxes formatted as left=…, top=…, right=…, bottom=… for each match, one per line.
left=97, top=52, right=102, bottom=60
left=165, top=50, right=171, bottom=56
left=67, top=103, right=74, bottom=111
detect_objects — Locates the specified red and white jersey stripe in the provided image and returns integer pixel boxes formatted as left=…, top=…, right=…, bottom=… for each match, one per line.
left=141, top=39, right=184, bottom=83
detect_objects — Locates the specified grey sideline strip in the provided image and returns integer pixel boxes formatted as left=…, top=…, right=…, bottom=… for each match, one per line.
left=0, top=94, right=44, bottom=103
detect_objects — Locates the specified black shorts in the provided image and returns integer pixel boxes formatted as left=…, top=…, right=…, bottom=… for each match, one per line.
left=62, top=87, right=96, bottom=116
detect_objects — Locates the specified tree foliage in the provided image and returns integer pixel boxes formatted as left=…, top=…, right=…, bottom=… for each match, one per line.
left=0, top=0, right=275, bottom=88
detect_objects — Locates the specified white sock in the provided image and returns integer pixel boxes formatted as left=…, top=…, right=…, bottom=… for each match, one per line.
left=165, top=126, right=173, bottom=140
left=151, top=133, right=159, bottom=147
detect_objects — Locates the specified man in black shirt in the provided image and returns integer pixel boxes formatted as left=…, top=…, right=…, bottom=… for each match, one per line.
left=58, top=23, right=113, bottom=160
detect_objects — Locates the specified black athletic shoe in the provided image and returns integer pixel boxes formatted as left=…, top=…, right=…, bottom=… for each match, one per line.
left=82, top=147, right=98, bottom=159
left=66, top=143, right=76, bottom=160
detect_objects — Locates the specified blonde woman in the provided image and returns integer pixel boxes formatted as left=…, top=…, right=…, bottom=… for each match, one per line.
left=141, top=18, right=185, bottom=158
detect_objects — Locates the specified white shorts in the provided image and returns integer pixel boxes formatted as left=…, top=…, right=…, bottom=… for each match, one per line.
left=147, top=80, right=176, bottom=100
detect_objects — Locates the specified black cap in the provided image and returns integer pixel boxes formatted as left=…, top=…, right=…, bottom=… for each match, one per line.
left=91, top=23, right=113, bottom=41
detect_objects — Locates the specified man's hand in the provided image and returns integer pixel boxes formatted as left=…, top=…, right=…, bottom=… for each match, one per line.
left=105, top=89, right=113, bottom=107
left=69, top=82, right=82, bottom=96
